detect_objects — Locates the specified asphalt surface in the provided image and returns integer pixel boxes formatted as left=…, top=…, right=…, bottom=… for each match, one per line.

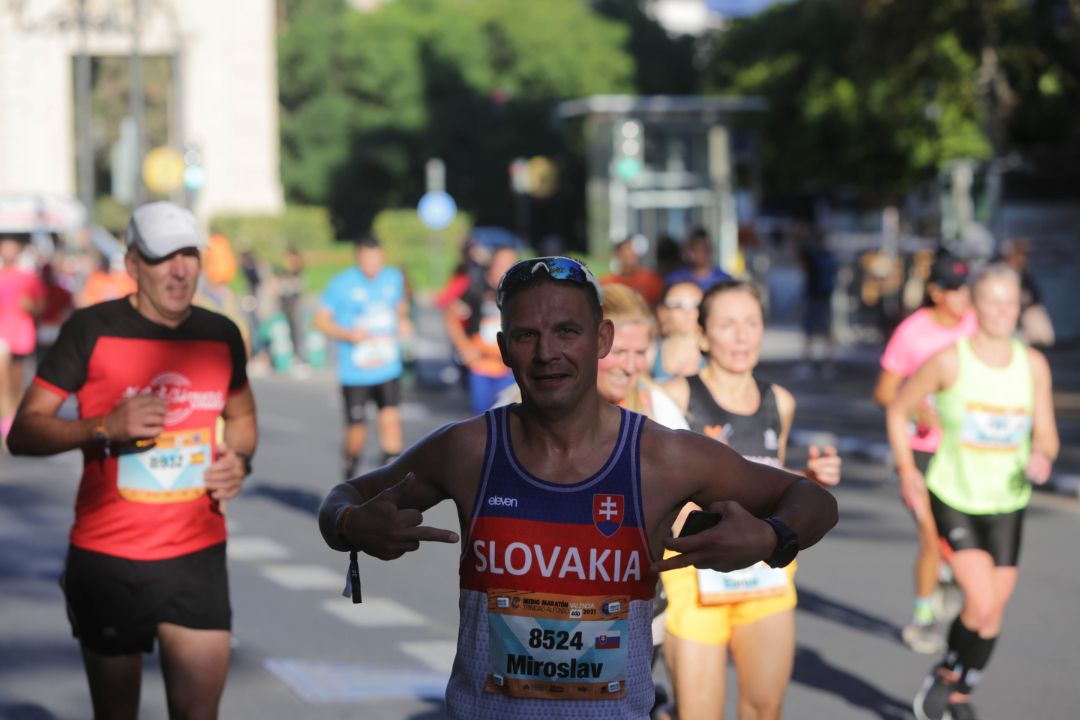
left=2, top=315, right=1079, bottom=719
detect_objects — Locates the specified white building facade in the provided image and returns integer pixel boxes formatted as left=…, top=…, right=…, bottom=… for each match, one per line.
left=0, top=0, right=283, bottom=224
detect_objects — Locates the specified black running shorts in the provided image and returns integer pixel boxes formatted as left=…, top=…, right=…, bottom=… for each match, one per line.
left=929, top=493, right=1025, bottom=567
left=341, top=379, right=401, bottom=424
left=61, top=542, right=231, bottom=656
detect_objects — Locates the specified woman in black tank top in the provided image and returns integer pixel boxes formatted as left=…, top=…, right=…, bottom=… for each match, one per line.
left=659, top=280, right=841, bottom=720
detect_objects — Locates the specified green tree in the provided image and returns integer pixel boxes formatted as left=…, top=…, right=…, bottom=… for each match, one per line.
left=701, top=0, right=1080, bottom=203
left=594, top=0, right=700, bottom=95
left=277, top=0, right=635, bottom=237
left=277, top=0, right=352, bottom=206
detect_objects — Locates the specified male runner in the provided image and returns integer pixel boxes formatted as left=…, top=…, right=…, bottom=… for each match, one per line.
left=314, top=237, right=412, bottom=479
left=319, top=256, right=837, bottom=719
left=7, top=201, right=257, bottom=719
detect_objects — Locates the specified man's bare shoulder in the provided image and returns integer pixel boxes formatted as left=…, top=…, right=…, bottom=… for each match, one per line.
left=406, top=414, right=489, bottom=481
left=639, top=419, right=733, bottom=483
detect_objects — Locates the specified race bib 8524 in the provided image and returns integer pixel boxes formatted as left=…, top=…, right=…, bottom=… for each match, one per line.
left=486, top=590, right=629, bottom=701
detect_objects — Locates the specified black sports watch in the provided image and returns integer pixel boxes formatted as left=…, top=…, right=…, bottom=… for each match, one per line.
left=763, top=516, right=799, bottom=568
left=235, top=451, right=254, bottom=476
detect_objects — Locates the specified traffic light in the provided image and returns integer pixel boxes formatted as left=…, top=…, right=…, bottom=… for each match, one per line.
left=615, top=120, right=643, bottom=182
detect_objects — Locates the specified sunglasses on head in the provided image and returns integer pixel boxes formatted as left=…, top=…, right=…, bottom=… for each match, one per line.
left=496, top=256, right=604, bottom=309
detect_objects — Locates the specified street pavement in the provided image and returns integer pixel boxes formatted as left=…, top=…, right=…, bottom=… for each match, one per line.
left=2, top=310, right=1079, bottom=719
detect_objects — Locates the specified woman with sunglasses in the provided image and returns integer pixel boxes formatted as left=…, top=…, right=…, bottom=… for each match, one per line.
left=660, top=279, right=840, bottom=720
left=890, top=264, right=1057, bottom=720
left=651, top=281, right=705, bottom=383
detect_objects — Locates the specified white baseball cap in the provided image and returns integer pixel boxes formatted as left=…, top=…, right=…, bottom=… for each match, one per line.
left=124, top=201, right=206, bottom=260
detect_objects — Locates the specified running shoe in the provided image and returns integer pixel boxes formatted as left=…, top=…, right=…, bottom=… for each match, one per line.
left=903, top=621, right=945, bottom=654
left=913, top=671, right=952, bottom=720
left=947, top=700, right=979, bottom=720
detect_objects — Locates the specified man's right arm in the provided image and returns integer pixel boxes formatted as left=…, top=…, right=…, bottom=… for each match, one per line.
left=8, top=385, right=169, bottom=457
left=7, top=385, right=97, bottom=456
left=318, top=420, right=481, bottom=557
left=313, top=306, right=357, bottom=343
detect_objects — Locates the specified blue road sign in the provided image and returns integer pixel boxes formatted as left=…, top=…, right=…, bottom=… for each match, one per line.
left=417, top=191, right=457, bottom=230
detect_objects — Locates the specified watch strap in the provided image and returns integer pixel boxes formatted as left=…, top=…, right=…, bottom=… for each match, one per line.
left=235, top=451, right=254, bottom=476
left=764, top=515, right=799, bottom=568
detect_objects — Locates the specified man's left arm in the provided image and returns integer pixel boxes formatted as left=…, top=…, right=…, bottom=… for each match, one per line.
left=650, top=429, right=838, bottom=573
left=205, top=386, right=257, bottom=501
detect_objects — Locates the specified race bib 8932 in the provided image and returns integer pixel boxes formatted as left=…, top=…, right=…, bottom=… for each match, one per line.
left=117, top=427, right=212, bottom=503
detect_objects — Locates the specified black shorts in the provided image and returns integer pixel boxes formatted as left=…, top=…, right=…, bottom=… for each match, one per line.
left=342, top=379, right=401, bottom=424
left=929, top=493, right=1025, bottom=567
left=61, top=542, right=231, bottom=656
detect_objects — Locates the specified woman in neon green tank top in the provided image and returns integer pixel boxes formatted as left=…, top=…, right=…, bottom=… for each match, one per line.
left=887, top=264, right=1058, bottom=720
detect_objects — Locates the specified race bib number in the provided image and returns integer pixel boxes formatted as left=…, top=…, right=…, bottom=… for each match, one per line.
left=351, top=335, right=398, bottom=369
left=486, top=590, right=629, bottom=701
left=117, top=428, right=212, bottom=503
left=697, top=562, right=789, bottom=605
left=960, top=402, right=1030, bottom=452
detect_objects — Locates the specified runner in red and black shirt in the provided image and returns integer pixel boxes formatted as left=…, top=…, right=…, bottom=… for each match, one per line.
left=8, top=201, right=257, bottom=720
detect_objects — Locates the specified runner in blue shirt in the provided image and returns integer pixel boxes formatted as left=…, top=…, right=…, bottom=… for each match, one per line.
left=314, top=237, right=412, bottom=479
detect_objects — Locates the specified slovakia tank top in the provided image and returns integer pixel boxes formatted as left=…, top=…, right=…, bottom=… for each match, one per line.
left=446, top=404, right=657, bottom=719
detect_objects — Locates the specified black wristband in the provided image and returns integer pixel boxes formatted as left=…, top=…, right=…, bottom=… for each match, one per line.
left=763, top=516, right=799, bottom=568
left=235, top=451, right=254, bottom=476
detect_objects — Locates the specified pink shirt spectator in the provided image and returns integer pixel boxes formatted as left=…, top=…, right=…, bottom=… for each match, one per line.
left=880, top=307, right=977, bottom=452
left=0, top=267, right=45, bottom=355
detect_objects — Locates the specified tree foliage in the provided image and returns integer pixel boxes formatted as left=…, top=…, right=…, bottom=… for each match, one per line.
left=701, top=0, right=1080, bottom=203
left=277, top=0, right=638, bottom=238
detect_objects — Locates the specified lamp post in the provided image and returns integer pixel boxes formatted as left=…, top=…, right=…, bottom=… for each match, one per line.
left=75, top=0, right=95, bottom=228
left=130, top=0, right=146, bottom=206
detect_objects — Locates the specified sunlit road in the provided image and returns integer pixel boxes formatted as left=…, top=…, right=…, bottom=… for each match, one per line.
left=2, top=358, right=1078, bottom=720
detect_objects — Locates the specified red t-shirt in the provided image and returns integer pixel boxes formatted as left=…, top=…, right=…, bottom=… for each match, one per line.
left=34, top=299, right=248, bottom=560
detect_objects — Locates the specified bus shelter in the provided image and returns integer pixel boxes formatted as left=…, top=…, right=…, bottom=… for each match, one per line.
left=557, top=95, right=765, bottom=269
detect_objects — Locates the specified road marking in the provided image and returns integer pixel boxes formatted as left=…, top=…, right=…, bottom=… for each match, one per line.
left=259, top=564, right=344, bottom=591
left=265, top=658, right=447, bottom=703
left=400, top=640, right=458, bottom=673
left=320, top=597, right=426, bottom=627
left=227, top=537, right=291, bottom=561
